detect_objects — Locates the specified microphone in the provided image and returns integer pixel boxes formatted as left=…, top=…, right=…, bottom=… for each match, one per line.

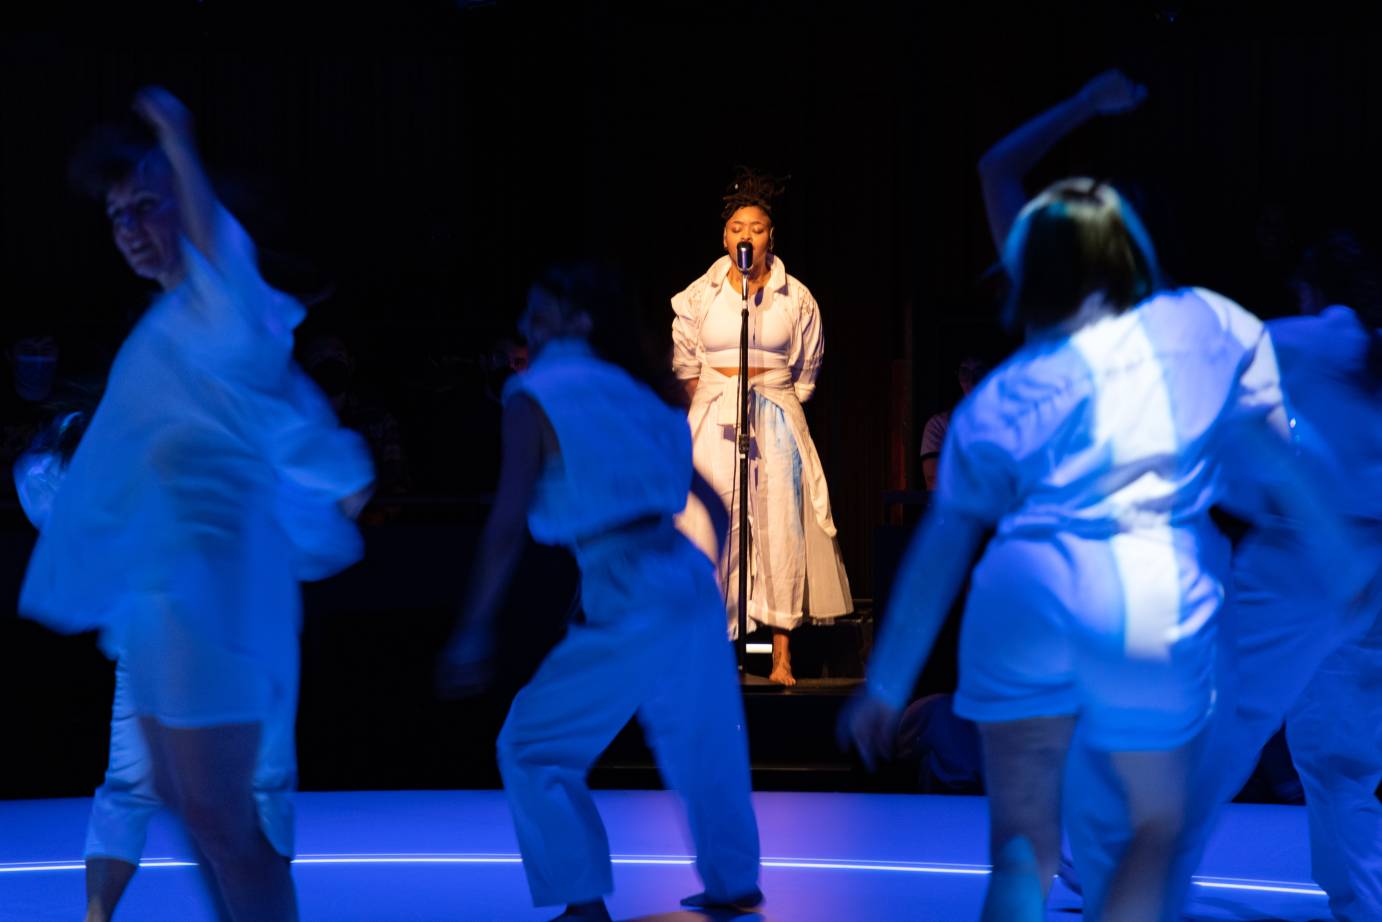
left=735, top=241, right=753, bottom=274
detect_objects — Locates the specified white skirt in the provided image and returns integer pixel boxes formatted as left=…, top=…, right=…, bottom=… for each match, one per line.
left=679, top=370, right=851, bottom=638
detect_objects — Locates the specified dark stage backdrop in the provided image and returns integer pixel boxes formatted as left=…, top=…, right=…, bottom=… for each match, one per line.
left=0, top=4, right=920, bottom=606
left=5, top=2, right=1382, bottom=796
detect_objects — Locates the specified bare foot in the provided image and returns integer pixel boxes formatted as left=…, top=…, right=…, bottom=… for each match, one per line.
left=770, top=631, right=796, bottom=686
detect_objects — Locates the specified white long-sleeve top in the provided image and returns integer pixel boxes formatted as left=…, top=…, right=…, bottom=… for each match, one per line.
left=869, top=287, right=1291, bottom=710
left=19, top=208, right=373, bottom=639
left=938, top=288, right=1283, bottom=537
left=671, top=254, right=823, bottom=403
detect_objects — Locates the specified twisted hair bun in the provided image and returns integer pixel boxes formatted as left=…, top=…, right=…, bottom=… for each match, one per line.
left=721, top=165, right=788, bottom=220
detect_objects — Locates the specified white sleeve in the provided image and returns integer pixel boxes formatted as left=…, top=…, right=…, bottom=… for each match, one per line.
left=1231, top=324, right=1288, bottom=432
left=262, top=366, right=376, bottom=581
left=178, top=206, right=306, bottom=383
left=671, top=284, right=704, bottom=381
left=791, top=288, right=824, bottom=402
left=265, top=365, right=375, bottom=500
left=934, top=408, right=1017, bottom=523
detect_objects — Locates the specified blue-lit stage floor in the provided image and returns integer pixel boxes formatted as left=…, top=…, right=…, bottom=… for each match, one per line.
left=0, top=790, right=1327, bottom=921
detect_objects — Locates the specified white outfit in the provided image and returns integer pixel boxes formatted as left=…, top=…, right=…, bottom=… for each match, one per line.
left=84, top=655, right=300, bottom=860
left=1203, top=307, right=1382, bottom=922
left=496, top=340, right=760, bottom=908
left=905, top=288, right=1285, bottom=752
left=17, top=208, right=370, bottom=853
left=871, top=287, right=1326, bottom=922
left=672, top=255, right=851, bottom=636
left=1287, top=616, right=1382, bottom=922
left=15, top=437, right=302, bottom=861
left=1066, top=306, right=1382, bottom=921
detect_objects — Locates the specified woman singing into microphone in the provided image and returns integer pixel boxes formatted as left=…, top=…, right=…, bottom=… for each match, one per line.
left=672, top=167, right=851, bottom=685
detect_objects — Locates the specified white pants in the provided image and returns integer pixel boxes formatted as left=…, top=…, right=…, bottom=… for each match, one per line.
left=1064, top=525, right=1382, bottom=921
left=497, top=525, right=760, bottom=907
left=1285, top=619, right=1382, bottom=921
left=85, top=655, right=299, bottom=863
left=685, top=388, right=809, bottom=635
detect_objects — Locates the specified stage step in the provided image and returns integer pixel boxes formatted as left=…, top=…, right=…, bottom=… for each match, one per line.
left=591, top=668, right=922, bottom=792
left=740, top=611, right=873, bottom=681
left=587, top=615, right=888, bottom=791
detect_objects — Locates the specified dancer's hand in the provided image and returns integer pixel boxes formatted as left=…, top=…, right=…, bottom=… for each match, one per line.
left=837, top=689, right=900, bottom=773
left=436, top=620, right=496, bottom=699
left=133, top=86, right=195, bottom=144
left=893, top=696, right=932, bottom=762
left=1077, top=69, right=1148, bottom=117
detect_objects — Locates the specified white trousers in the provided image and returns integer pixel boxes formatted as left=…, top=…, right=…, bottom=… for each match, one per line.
left=497, top=525, right=760, bottom=907
left=1064, top=525, right=1382, bottom=921
left=1284, top=619, right=1382, bottom=921
left=85, top=655, right=299, bottom=863
left=685, top=389, right=808, bottom=635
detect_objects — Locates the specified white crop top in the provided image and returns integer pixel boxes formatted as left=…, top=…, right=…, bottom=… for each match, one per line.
left=700, top=282, right=792, bottom=368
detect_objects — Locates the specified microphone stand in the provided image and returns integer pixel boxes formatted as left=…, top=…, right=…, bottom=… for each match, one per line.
left=736, top=264, right=751, bottom=673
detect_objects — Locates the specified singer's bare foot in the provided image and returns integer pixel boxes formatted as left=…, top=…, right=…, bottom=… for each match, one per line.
left=769, top=630, right=796, bottom=686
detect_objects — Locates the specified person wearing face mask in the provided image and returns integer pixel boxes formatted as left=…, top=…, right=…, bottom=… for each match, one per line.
left=671, top=166, right=852, bottom=685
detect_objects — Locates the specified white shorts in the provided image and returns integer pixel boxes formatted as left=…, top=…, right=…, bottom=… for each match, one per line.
left=954, top=527, right=1228, bottom=752
left=115, top=590, right=290, bottom=729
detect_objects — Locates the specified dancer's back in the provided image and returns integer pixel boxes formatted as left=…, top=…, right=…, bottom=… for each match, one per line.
left=947, top=286, right=1276, bottom=541
left=945, top=286, right=1279, bottom=749
left=504, top=338, right=692, bottom=553
left=454, top=268, right=761, bottom=920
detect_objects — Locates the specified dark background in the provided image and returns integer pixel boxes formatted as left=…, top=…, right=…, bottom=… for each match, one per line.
left=3, top=1, right=1382, bottom=798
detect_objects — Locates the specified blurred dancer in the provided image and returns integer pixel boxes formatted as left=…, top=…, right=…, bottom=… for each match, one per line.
left=20, top=88, right=373, bottom=922
left=1128, top=233, right=1382, bottom=921
left=1245, top=236, right=1382, bottom=919
left=440, top=263, right=761, bottom=922
left=842, top=178, right=1370, bottom=921
left=26, top=116, right=343, bottom=922
left=973, top=69, right=1382, bottom=920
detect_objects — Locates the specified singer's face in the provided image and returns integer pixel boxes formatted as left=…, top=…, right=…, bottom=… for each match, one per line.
left=723, top=206, right=772, bottom=274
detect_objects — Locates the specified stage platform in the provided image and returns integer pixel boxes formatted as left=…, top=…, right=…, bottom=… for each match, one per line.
left=0, top=790, right=1329, bottom=921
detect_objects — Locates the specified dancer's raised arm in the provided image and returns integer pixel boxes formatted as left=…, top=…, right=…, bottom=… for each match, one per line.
left=979, top=69, right=1146, bottom=253
left=133, top=87, right=222, bottom=266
